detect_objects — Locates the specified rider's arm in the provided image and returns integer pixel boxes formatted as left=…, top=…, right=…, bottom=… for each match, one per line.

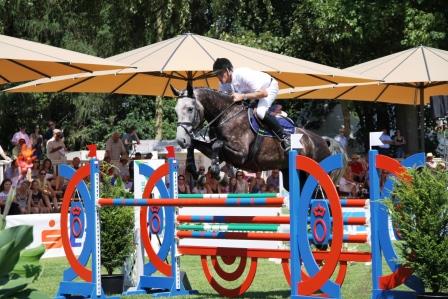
left=232, top=68, right=271, bottom=102
left=233, top=89, right=268, bottom=102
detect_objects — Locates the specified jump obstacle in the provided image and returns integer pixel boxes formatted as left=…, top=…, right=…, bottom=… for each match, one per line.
left=56, top=145, right=425, bottom=299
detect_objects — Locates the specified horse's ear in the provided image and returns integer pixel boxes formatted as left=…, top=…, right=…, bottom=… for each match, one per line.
left=170, top=84, right=181, bottom=97
left=187, top=81, right=194, bottom=98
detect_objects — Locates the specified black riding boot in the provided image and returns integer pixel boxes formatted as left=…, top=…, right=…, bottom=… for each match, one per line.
left=262, top=113, right=291, bottom=151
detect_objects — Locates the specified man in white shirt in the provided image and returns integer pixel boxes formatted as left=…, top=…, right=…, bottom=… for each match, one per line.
left=0, top=145, right=12, bottom=161
left=379, top=128, right=393, bottom=156
left=46, top=129, right=66, bottom=162
left=212, top=58, right=290, bottom=151
left=105, top=132, right=127, bottom=161
left=335, top=127, right=348, bottom=150
left=11, top=127, right=31, bottom=147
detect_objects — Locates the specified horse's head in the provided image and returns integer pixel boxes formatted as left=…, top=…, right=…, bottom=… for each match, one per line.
left=173, top=85, right=204, bottom=148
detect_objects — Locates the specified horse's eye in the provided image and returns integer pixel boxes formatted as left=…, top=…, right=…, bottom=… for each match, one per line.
left=187, top=107, right=194, bottom=113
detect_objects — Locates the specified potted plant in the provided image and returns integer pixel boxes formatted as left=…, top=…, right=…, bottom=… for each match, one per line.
left=387, top=167, right=448, bottom=298
left=99, top=166, right=134, bottom=295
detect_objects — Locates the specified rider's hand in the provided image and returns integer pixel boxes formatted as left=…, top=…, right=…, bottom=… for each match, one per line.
left=233, top=93, right=245, bottom=102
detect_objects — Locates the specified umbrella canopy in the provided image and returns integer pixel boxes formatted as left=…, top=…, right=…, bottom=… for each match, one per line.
left=6, top=33, right=374, bottom=96
left=278, top=46, right=448, bottom=105
left=0, top=34, right=129, bottom=84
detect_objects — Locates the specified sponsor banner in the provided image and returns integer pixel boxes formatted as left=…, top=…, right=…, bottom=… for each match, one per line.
left=5, top=213, right=82, bottom=259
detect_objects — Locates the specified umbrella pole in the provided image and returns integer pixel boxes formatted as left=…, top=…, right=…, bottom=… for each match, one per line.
left=419, top=87, right=425, bottom=152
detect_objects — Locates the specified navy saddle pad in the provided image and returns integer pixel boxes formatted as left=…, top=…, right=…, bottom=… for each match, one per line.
left=248, top=108, right=296, bottom=137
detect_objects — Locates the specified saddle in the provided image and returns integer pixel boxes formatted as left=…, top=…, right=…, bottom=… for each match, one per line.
left=248, top=108, right=296, bottom=137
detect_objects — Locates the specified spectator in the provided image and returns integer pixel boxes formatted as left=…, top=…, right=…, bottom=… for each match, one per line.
left=30, top=160, right=41, bottom=179
left=379, top=128, right=393, bottom=156
left=122, top=126, right=140, bottom=154
left=426, top=152, right=437, bottom=169
left=392, top=129, right=406, bottom=159
left=349, top=154, right=367, bottom=183
left=0, top=179, right=13, bottom=213
left=205, top=167, right=220, bottom=193
left=229, top=176, right=238, bottom=193
left=11, top=126, right=31, bottom=147
left=28, top=180, right=51, bottom=214
left=267, top=185, right=277, bottom=193
left=71, top=157, right=81, bottom=170
left=219, top=179, right=229, bottom=193
left=266, top=169, right=280, bottom=192
left=30, top=125, right=44, bottom=160
left=4, top=160, right=21, bottom=187
left=43, top=121, right=56, bottom=146
left=255, top=171, right=265, bottom=186
left=250, top=178, right=264, bottom=193
left=260, top=183, right=268, bottom=193
left=37, top=169, right=59, bottom=212
left=247, top=177, right=256, bottom=192
left=187, top=164, right=205, bottom=191
left=0, top=178, right=21, bottom=215
left=0, top=144, right=12, bottom=161
left=105, top=132, right=127, bottom=161
left=46, top=129, right=66, bottom=163
left=178, top=175, right=190, bottom=194
left=15, top=180, right=30, bottom=214
left=221, top=162, right=236, bottom=178
left=235, top=170, right=249, bottom=193
left=12, top=138, right=26, bottom=159
left=192, top=175, right=207, bottom=194
left=338, top=168, right=359, bottom=197
left=118, top=155, right=130, bottom=181
left=41, top=158, right=55, bottom=176
left=335, top=127, right=348, bottom=151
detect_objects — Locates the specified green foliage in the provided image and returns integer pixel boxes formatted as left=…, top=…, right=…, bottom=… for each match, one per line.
left=402, top=7, right=446, bottom=47
left=100, top=167, right=134, bottom=275
left=387, top=167, right=448, bottom=293
left=1, top=0, right=448, bottom=150
left=0, top=225, right=47, bottom=298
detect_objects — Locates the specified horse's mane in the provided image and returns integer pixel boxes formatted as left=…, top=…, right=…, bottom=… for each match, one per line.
left=194, top=87, right=234, bottom=105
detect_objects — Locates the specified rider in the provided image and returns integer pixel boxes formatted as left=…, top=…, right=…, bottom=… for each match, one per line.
left=212, top=58, right=290, bottom=151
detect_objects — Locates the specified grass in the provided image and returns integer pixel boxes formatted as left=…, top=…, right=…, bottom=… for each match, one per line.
left=33, top=254, right=378, bottom=298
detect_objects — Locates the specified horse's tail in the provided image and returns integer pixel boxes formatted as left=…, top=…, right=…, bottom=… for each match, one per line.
left=322, top=136, right=348, bottom=183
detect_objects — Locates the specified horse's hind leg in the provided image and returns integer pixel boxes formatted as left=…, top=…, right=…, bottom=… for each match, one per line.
left=210, top=140, right=224, bottom=179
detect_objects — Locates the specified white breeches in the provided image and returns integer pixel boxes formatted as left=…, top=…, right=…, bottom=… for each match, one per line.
left=256, top=79, right=279, bottom=119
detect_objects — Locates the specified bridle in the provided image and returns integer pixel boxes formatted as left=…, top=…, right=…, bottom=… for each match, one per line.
left=176, top=96, right=202, bottom=139
left=176, top=92, right=241, bottom=141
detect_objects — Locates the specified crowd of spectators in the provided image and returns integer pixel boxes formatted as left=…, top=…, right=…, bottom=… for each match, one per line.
left=178, top=166, right=281, bottom=195
left=1, top=123, right=447, bottom=215
left=0, top=121, right=67, bottom=215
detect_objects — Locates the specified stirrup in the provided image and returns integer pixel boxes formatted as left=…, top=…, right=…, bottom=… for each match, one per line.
left=280, top=137, right=291, bottom=152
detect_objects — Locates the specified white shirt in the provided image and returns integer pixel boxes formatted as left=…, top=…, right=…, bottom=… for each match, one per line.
left=11, top=131, right=31, bottom=147
left=220, top=67, right=274, bottom=95
left=335, top=134, right=348, bottom=149
left=46, top=137, right=66, bottom=161
left=379, top=133, right=392, bottom=149
left=105, top=138, right=126, bottom=161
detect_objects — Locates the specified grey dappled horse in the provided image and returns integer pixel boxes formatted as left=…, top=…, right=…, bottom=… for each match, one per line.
left=173, top=86, right=345, bottom=191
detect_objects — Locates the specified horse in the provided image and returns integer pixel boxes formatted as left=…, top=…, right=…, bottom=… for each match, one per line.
left=173, top=86, right=346, bottom=191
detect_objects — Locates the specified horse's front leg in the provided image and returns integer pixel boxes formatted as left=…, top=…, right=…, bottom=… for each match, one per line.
left=185, top=146, right=199, bottom=179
